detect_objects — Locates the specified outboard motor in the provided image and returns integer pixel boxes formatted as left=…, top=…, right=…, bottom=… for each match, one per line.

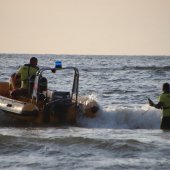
left=45, top=91, right=72, bottom=124
left=51, top=91, right=72, bottom=111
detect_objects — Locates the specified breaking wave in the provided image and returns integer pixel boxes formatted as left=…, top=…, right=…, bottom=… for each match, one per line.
left=77, top=103, right=161, bottom=129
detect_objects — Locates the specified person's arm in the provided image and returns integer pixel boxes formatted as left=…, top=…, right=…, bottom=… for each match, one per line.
left=148, top=98, right=163, bottom=109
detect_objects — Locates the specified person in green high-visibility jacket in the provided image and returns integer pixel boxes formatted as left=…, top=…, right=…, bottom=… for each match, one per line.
left=17, top=57, right=38, bottom=89
left=11, top=57, right=39, bottom=98
left=148, top=83, right=170, bottom=130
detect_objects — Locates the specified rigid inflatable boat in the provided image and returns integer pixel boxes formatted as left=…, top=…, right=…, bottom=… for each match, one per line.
left=0, top=62, right=99, bottom=126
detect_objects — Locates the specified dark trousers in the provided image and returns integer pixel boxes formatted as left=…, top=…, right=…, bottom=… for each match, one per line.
left=161, top=117, right=170, bottom=130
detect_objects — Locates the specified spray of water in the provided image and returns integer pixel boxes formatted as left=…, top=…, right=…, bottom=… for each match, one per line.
left=77, top=96, right=161, bottom=129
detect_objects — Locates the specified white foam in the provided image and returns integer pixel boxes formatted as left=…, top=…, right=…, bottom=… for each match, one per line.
left=77, top=104, right=161, bottom=129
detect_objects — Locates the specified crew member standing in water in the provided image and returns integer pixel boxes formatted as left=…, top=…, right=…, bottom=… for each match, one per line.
left=10, top=57, right=39, bottom=98
left=148, top=82, right=170, bottom=130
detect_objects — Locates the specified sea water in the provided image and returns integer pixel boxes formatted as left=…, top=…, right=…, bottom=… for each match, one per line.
left=0, top=54, right=170, bottom=169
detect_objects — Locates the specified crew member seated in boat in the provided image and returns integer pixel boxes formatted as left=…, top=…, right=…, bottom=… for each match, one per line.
left=10, top=57, right=39, bottom=98
left=148, top=82, right=170, bottom=130
left=9, top=72, right=21, bottom=90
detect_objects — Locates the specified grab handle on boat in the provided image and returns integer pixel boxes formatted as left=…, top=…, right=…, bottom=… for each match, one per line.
left=6, top=104, right=12, bottom=107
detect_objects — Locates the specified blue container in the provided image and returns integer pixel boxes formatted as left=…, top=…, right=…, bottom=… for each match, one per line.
left=55, top=61, right=62, bottom=68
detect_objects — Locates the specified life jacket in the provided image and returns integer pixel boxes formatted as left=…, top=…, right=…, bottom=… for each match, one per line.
left=17, top=64, right=39, bottom=89
left=159, top=92, right=170, bottom=117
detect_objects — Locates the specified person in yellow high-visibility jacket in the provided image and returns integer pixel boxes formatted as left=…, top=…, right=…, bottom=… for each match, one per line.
left=10, top=57, right=39, bottom=98
left=148, top=83, right=170, bottom=130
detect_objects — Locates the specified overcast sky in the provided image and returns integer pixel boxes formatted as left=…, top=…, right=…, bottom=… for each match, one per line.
left=0, top=0, right=170, bottom=55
